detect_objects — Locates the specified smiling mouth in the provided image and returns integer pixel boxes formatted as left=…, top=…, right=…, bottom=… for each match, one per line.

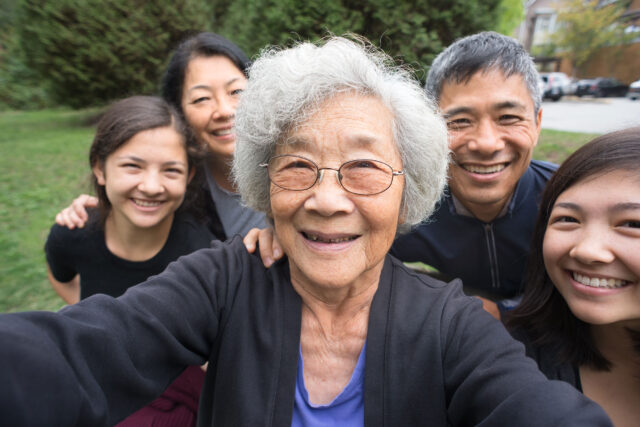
left=211, top=128, right=234, bottom=137
left=302, top=231, right=359, bottom=243
left=461, top=163, right=508, bottom=174
left=132, top=199, right=164, bottom=208
left=572, top=271, right=630, bottom=289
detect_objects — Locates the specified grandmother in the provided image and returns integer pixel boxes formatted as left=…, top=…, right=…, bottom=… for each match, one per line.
left=0, top=37, right=610, bottom=426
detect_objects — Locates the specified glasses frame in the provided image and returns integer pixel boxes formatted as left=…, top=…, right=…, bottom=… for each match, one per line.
left=260, top=154, right=404, bottom=196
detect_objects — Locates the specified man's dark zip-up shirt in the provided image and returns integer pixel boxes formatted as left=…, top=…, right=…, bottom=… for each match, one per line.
left=391, top=160, right=557, bottom=300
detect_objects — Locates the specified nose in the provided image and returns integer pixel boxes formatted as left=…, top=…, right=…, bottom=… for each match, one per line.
left=138, top=171, right=164, bottom=196
left=212, top=95, right=235, bottom=120
left=569, top=227, right=615, bottom=265
left=303, top=168, right=354, bottom=216
left=467, top=119, right=504, bottom=154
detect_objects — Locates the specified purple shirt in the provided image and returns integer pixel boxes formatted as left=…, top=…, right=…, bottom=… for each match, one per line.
left=292, top=343, right=366, bottom=426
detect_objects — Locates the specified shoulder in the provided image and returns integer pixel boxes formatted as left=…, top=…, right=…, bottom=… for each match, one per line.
left=169, top=212, right=215, bottom=250
left=45, top=217, right=101, bottom=249
left=529, top=159, right=558, bottom=180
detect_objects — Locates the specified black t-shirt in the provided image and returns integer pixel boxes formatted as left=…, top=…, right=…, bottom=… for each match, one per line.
left=45, top=211, right=214, bottom=300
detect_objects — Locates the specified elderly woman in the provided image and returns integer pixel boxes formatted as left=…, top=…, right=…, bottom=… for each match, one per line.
left=0, top=37, right=610, bottom=426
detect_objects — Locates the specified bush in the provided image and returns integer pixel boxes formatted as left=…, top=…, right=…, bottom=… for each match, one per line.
left=16, top=0, right=213, bottom=108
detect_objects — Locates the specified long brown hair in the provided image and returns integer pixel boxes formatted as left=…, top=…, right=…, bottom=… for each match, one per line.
left=506, top=126, right=640, bottom=370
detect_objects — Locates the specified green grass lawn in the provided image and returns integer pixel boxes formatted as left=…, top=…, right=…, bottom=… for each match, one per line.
left=0, top=109, right=599, bottom=312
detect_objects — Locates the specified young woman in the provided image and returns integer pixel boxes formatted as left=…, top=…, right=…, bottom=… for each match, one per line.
left=56, top=33, right=267, bottom=240
left=507, top=127, right=640, bottom=427
left=45, top=96, right=212, bottom=426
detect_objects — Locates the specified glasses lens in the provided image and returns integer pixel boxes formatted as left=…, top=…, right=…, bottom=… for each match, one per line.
left=340, top=160, right=393, bottom=195
left=268, top=155, right=318, bottom=190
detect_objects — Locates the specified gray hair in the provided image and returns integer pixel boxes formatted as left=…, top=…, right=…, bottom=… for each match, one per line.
left=233, top=36, right=449, bottom=229
left=426, top=31, right=542, bottom=117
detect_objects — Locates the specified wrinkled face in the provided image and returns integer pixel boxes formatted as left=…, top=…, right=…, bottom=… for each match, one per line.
left=543, top=170, right=640, bottom=327
left=440, top=69, right=541, bottom=222
left=181, top=55, right=247, bottom=161
left=269, top=94, right=404, bottom=293
left=93, top=126, right=190, bottom=231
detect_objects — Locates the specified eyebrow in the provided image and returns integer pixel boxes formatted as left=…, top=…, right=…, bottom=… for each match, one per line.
left=283, top=133, right=380, bottom=150
left=553, top=202, right=640, bottom=213
left=115, top=156, right=186, bottom=167
left=443, top=101, right=528, bottom=118
left=187, top=77, right=243, bottom=93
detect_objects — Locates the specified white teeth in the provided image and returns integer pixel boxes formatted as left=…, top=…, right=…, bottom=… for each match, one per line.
left=463, top=164, right=506, bottom=174
left=212, top=128, right=232, bottom=136
left=306, top=233, right=355, bottom=243
left=572, top=272, right=628, bottom=289
left=133, top=199, right=162, bottom=207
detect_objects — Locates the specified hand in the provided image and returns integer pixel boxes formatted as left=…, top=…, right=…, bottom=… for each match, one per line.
left=55, top=194, right=98, bottom=229
left=243, top=227, right=283, bottom=268
left=477, top=296, right=501, bottom=320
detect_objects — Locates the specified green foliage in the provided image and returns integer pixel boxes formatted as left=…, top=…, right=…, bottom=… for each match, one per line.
left=494, top=0, right=524, bottom=36
left=552, top=0, right=633, bottom=74
left=15, top=0, right=213, bottom=108
left=216, top=0, right=503, bottom=80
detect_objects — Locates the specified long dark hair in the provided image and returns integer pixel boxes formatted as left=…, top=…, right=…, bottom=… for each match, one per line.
left=507, top=126, right=640, bottom=370
left=89, top=96, right=206, bottom=225
left=160, top=32, right=250, bottom=115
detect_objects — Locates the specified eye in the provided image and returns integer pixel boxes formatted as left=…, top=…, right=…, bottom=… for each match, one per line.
left=446, top=118, right=471, bottom=130
left=230, top=88, right=243, bottom=96
left=192, top=96, right=209, bottom=104
left=165, top=167, right=185, bottom=175
left=555, top=216, right=578, bottom=223
left=122, top=163, right=141, bottom=170
left=498, top=115, right=521, bottom=125
left=620, top=220, right=640, bottom=229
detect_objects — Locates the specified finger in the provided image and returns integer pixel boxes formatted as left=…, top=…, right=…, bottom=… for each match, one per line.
left=271, top=231, right=283, bottom=261
left=258, top=229, right=275, bottom=267
left=242, top=228, right=261, bottom=253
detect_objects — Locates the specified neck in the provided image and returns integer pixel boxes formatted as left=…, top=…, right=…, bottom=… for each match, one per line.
left=454, top=193, right=511, bottom=223
left=207, top=154, right=235, bottom=192
left=104, top=212, right=174, bottom=261
left=291, top=267, right=381, bottom=327
left=591, top=323, right=640, bottom=372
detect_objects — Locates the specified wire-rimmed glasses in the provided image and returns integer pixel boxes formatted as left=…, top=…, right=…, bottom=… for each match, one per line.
left=260, top=154, right=404, bottom=196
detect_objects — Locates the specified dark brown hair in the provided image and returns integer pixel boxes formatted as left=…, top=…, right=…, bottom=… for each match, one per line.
left=89, top=96, right=206, bottom=224
left=507, top=126, right=640, bottom=370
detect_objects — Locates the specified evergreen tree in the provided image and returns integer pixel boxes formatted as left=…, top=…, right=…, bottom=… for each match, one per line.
left=216, top=0, right=503, bottom=80
left=16, top=0, right=212, bottom=108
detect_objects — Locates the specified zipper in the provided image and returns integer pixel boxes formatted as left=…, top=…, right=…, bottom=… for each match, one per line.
left=483, top=223, right=500, bottom=289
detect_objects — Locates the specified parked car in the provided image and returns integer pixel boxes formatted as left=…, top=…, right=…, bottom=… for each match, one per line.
left=540, top=72, right=572, bottom=101
left=626, top=78, right=640, bottom=100
left=575, top=77, right=629, bottom=97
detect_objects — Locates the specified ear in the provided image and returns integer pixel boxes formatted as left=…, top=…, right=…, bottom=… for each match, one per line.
left=533, top=108, right=543, bottom=147
left=187, top=167, right=196, bottom=184
left=92, top=163, right=106, bottom=186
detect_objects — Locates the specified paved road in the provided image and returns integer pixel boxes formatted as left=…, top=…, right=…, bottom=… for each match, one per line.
left=540, top=97, right=640, bottom=134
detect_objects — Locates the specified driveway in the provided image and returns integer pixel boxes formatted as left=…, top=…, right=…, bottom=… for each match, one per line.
left=540, top=97, right=640, bottom=134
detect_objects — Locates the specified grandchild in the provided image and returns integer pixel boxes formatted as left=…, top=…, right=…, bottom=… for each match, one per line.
left=45, top=96, right=212, bottom=426
left=507, top=127, right=640, bottom=427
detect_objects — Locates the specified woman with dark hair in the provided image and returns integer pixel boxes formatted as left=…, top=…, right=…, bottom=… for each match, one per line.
left=45, top=96, right=212, bottom=426
left=507, top=126, right=640, bottom=426
left=56, top=33, right=267, bottom=241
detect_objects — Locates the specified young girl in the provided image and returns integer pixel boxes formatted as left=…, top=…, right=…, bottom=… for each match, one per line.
left=45, top=96, right=212, bottom=426
left=507, top=126, right=640, bottom=427
left=56, top=33, right=267, bottom=240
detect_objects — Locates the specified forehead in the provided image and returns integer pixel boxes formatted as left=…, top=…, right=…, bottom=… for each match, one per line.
left=183, top=55, right=245, bottom=86
left=281, top=93, right=399, bottom=159
left=439, top=69, right=534, bottom=112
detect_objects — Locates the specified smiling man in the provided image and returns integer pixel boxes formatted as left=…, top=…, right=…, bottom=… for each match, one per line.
left=391, top=32, right=556, bottom=312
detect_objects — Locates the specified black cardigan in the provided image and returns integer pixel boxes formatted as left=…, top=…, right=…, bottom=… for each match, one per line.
left=0, top=237, right=610, bottom=426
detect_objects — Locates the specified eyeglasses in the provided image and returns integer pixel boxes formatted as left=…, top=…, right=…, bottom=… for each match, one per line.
left=260, top=154, right=404, bottom=196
